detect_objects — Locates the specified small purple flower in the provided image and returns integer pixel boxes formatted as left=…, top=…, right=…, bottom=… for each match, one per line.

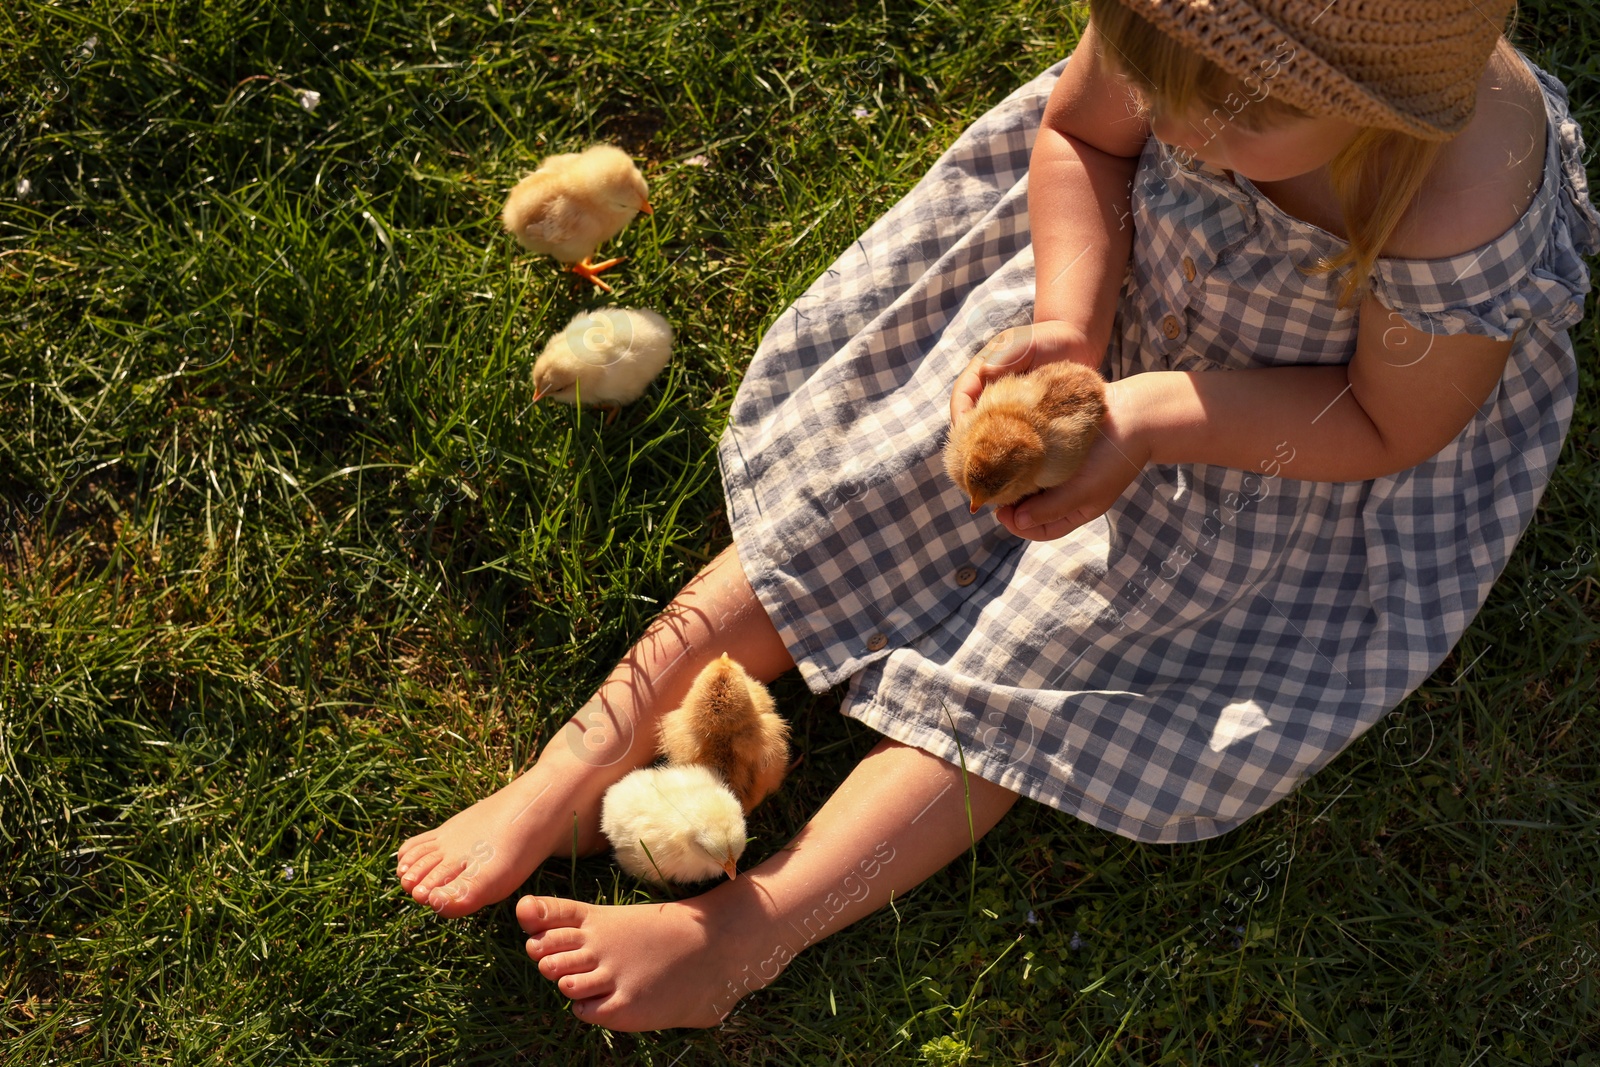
left=1069, top=931, right=1083, bottom=952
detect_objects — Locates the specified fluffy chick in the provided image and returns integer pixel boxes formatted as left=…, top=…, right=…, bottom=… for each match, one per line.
left=945, top=361, right=1108, bottom=512
left=657, top=653, right=790, bottom=815
left=531, top=306, right=672, bottom=414
left=501, top=144, right=653, bottom=292
left=599, top=763, right=747, bottom=884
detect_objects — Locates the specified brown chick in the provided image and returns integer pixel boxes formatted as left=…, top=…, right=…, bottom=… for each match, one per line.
left=944, top=360, right=1108, bottom=513
left=500, top=144, right=653, bottom=292
left=657, top=653, right=790, bottom=815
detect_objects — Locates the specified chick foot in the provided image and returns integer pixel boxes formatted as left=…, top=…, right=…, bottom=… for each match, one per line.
left=518, top=894, right=775, bottom=1030
left=397, top=775, right=607, bottom=918
left=571, top=255, right=625, bottom=292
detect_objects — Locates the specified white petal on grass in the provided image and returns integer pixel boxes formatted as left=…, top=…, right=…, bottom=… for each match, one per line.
left=298, top=89, right=321, bottom=113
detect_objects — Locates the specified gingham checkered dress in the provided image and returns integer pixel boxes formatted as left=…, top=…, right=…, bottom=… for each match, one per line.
left=718, top=50, right=1600, bottom=843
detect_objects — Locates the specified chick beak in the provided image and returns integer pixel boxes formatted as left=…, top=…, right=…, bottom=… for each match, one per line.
left=532, top=386, right=547, bottom=403
left=721, top=853, right=739, bottom=880
left=639, top=198, right=654, bottom=216
left=968, top=493, right=989, bottom=514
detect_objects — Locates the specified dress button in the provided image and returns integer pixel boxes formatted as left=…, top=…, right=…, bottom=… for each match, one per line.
left=865, top=632, right=888, bottom=652
left=1182, top=256, right=1196, bottom=282
left=1162, top=314, right=1181, bottom=340
left=955, top=566, right=977, bottom=587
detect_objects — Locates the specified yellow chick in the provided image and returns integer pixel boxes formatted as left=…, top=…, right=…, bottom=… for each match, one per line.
left=501, top=144, right=653, bottom=292
left=599, top=763, right=747, bottom=884
left=531, top=306, right=673, bottom=415
left=944, top=361, right=1108, bottom=512
left=657, top=653, right=791, bottom=815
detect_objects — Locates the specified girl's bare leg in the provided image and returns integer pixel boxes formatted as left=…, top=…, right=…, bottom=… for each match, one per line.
left=396, top=544, right=793, bottom=917
left=517, top=735, right=1022, bottom=1031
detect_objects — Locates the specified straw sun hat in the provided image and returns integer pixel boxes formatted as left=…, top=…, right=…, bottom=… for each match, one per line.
left=1111, top=0, right=1518, bottom=140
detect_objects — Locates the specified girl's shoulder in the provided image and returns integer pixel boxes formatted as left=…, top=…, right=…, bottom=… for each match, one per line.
left=1382, top=39, right=1549, bottom=261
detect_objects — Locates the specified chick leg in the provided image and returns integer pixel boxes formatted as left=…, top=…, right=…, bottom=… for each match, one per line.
left=571, top=255, right=626, bottom=292
left=398, top=544, right=792, bottom=918
left=517, top=736, right=1021, bottom=1031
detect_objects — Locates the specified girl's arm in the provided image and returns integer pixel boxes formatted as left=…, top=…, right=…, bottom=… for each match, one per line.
left=1028, top=21, right=1146, bottom=345
left=1004, top=293, right=1516, bottom=538
left=1129, top=298, right=1515, bottom=479
left=951, top=22, right=1147, bottom=424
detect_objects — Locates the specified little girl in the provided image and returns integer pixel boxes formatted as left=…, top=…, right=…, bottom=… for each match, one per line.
left=396, top=0, right=1600, bottom=1030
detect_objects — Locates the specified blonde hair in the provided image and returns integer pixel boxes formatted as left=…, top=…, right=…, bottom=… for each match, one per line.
left=1086, top=0, right=1449, bottom=308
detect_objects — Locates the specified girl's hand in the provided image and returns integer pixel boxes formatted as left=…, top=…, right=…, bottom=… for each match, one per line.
left=949, top=320, right=1105, bottom=426
left=994, top=378, right=1153, bottom=541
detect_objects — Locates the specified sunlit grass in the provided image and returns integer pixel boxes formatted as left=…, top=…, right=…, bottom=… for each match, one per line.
left=2, top=1, right=1597, bottom=1063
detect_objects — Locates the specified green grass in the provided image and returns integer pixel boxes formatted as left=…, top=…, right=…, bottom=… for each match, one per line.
left=2, top=0, right=1597, bottom=1063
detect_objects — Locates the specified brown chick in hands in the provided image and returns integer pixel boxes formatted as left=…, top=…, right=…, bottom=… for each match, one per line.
left=944, top=360, right=1108, bottom=513
left=600, top=764, right=747, bottom=885
left=501, top=144, right=653, bottom=292
left=657, top=653, right=791, bottom=814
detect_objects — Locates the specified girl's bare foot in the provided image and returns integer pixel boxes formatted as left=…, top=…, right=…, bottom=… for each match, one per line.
left=516, top=738, right=1025, bottom=1030
left=397, top=769, right=607, bottom=918
left=394, top=544, right=797, bottom=920
left=517, top=894, right=770, bottom=1030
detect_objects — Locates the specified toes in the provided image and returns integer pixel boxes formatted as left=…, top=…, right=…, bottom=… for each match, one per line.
left=555, top=967, right=614, bottom=1002
left=426, top=882, right=478, bottom=918
left=537, top=948, right=598, bottom=981
left=398, top=849, right=443, bottom=892
left=395, top=837, right=437, bottom=876
left=397, top=830, right=437, bottom=862
left=525, top=927, right=586, bottom=960
left=569, top=991, right=662, bottom=1033
left=516, top=895, right=588, bottom=935
left=569, top=995, right=614, bottom=1027
left=428, top=865, right=507, bottom=919
left=410, top=858, right=468, bottom=905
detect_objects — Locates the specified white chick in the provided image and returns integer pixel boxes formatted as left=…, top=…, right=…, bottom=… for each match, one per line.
left=599, top=763, right=748, bottom=885
left=657, top=653, right=791, bottom=815
left=945, top=360, right=1108, bottom=512
left=531, top=306, right=672, bottom=416
left=501, top=144, right=653, bottom=292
